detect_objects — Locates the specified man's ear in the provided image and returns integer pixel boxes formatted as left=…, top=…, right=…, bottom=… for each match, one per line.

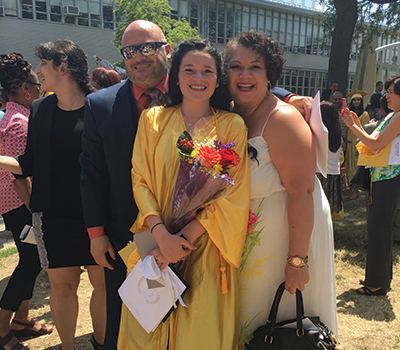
left=165, top=44, right=172, bottom=60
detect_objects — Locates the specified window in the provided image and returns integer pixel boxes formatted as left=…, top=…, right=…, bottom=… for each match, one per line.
left=299, top=16, right=306, bottom=54
left=265, top=10, right=272, bottom=37
left=234, top=3, right=241, bottom=37
left=272, top=11, right=279, bottom=41
left=4, top=0, right=18, bottom=16
left=190, top=1, right=198, bottom=29
left=306, top=19, right=312, bottom=54
left=78, top=0, right=89, bottom=26
left=50, top=0, right=61, bottom=22
left=226, top=2, right=233, bottom=42
left=217, top=1, right=225, bottom=44
left=250, top=7, right=256, bottom=31
left=90, top=1, right=101, bottom=27
left=279, top=12, right=286, bottom=45
left=102, top=4, right=113, bottom=29
left=286, top=14, right=293, bottom=50
left=209, top=0, right=216, bottom=42
left=170, top=0, right=178, bottom=20
left=21, top=0, right=33, bottom=19
left=181, top=0, right=188, bottom=19
left=35, top=0, right=47, bottom=20
left=242, top=5, right=249, bottom=32
left=258, top=8, right=264, bottom=33
left=293, top=15, right=300, bottom=51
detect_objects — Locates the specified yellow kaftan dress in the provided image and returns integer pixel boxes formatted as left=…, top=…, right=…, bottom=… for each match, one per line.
left=346, top=110, right=369, bottom=182
left=117, top=105, right=250, bottom=350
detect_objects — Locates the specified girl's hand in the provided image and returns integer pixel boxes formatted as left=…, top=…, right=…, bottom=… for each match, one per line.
left=284, top=263, right=310, bottom=294
left=158, top=234, right=196, bottom=263
left=148, top=248, right=169, bottom=271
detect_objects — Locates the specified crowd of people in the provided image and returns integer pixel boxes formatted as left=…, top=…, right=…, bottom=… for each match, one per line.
left=0, top=17, right=398, bottom=350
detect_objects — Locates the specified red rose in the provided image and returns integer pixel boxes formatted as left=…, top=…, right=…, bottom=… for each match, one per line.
left=198, top=146, right=221, bottom=168
left=219, top=148, right=241, bottom=167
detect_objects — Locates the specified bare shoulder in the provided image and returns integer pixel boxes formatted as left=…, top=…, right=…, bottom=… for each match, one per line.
left=267, top=102, right=309, bottom=133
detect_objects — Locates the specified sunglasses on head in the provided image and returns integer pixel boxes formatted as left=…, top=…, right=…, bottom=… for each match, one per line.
left=120, top=42, right=167, bottom=60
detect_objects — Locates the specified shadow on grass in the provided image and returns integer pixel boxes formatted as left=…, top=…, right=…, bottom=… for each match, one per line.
left=336, top=289, right=396, bottom=322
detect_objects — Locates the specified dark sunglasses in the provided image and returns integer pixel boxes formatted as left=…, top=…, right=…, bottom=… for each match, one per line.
left=120, top=42, right=167, bottom=60
left=20, top=81, right=41, bottom=88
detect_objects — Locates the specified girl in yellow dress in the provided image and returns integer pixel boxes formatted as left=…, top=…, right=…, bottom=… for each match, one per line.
left=118, top=39, right=250, bottom=350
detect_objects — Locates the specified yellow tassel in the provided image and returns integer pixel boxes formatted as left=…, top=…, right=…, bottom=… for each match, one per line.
left=127, top=248, right=141, bottom=271
left=219, top=253, right=228, bottom=294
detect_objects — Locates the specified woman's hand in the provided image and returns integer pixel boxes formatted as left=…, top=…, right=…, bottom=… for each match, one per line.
left=284, top=263, right=310, bottom=294
left=341, top=108, right=360, bottom=129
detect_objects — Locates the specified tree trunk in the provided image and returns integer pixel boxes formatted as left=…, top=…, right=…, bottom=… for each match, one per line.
left=328, top=0, right=358, bottom=95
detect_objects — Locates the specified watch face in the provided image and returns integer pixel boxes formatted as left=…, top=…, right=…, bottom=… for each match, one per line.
left=292, top=257, right=301, bottom=266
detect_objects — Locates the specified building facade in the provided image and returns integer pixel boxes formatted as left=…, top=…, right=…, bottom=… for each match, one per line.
left=0, top=0, right=393, bottom=95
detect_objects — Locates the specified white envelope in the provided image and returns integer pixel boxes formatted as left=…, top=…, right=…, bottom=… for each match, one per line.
left=118, top=258, right=188, bottom=333
left=309, top=91, right=329, bottom=178
left=19, top=225, right=36, bottom=245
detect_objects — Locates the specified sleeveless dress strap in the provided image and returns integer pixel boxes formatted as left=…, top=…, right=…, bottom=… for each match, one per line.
left=260, top=105, right=281, bottom=137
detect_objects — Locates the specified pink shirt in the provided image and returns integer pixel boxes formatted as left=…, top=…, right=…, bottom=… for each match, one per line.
left=0, top=102, right=29, bottom=214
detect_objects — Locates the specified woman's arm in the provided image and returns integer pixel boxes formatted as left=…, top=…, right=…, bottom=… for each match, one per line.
left=13, top=178, right=31, bottom=210
left=265, top=104, right=315, bottom=294
left=342, top=109, right=400, bottom=151
left=0, top=156, right=22, bottom=174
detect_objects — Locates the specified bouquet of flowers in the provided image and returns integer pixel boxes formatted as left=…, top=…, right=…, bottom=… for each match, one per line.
left=165, top=130, right=241, bottom=234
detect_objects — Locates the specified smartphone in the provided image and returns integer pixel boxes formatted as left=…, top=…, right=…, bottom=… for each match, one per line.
left=342, top=98, right=347, bottom=109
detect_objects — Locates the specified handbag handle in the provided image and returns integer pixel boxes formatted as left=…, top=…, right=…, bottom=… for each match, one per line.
left=265, top=282, right=305, bottom=341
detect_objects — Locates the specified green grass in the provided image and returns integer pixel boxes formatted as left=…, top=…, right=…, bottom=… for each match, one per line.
left=0, top=246, right=18, bottom=259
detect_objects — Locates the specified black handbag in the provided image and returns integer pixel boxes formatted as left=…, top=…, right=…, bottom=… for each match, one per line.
left=244, top=282, right=342, bottom=350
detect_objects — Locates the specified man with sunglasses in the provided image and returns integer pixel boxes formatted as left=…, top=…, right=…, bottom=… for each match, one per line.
left=80, top=20, right=171, bottom=350
left=80, top=19, right=313, bottom=350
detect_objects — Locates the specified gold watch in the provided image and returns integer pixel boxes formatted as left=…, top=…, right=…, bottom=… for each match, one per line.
left=287, top=255, right=308, bottom=268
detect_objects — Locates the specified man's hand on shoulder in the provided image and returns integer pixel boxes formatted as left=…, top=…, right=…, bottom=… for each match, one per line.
left=287, top=95, right=313, bottom=123
left=91, top=235, right=116, bottom=270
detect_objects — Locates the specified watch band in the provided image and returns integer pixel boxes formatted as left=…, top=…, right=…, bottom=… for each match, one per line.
left=287, top=254, right=309, bottom=268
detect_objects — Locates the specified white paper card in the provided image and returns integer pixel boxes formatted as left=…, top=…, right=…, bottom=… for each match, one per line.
left=118, top=258, right=187, bottom=333
left=388, top=135, right=400, bottom=165
left=19, top=225, right=36, bottom=245
left=309, top=91, right=329, bottom=178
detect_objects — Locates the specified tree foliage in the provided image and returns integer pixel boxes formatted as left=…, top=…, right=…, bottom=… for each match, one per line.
left=113, top=0, right=199, bottom=50
left=320, top=0, right=400, bottom=93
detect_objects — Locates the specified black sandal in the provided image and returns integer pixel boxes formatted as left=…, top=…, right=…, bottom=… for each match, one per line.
left=0, top=331, right=29, bottom=350
left=356, top=286, right=387, bottom=296
left=11, top=319, right=53, bottom=340
left=90, top=334, right=103, bottom=350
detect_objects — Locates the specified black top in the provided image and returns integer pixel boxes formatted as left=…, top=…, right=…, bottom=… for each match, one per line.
left=50, top=106, right=84, bottom=219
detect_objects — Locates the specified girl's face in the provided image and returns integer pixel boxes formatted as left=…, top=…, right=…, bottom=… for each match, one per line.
left=178, top=50, right=218, bottom=104
left=352, top=97, right=362, bottom=109
left=35, top=59, right=63, bottom=93
left=226, top=45, right=269, bottom=106
left=386, top=83, right=400, bottom=112
left=26, top=72, right=42, bottom=101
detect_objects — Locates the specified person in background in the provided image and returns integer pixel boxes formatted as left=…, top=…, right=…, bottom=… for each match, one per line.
left=346, top=89, right=370, bottom=200
left=0, top=52, right=52, bottom=350
left=321, top=80, right=339, bottom=102
left=342, top=75, right=400, bottom=296
left=0, top=88, right=9, bottom=122
left=369, top=81, right=383, bottom=113
left=0, top=40, right=106, bottom=350
left=318, top=102, right=343, bottom=220
left=90, top=67, right=121, bottom=90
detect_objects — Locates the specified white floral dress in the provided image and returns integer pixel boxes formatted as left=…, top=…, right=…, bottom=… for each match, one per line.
left=238, top=135, right=338, bottom=348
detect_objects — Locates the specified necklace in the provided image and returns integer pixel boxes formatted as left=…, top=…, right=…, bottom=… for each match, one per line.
left=182, top=108, right=213, bottom=130
left=59, top=94, right=81, bottom=111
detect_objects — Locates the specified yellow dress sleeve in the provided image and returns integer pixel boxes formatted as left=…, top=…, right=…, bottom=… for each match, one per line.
left=196, top=112, right=250, bottom=268
left=130, top=108, right=162, bottom=232
left=359, top=110, right=370, bottom=128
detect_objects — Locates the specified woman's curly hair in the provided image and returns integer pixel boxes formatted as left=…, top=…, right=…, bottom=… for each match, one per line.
left=35, top=39, right=94, bottom=95
left=223, top=31, right=285, bottom=87
left=0, top=52, right=35, bottom=96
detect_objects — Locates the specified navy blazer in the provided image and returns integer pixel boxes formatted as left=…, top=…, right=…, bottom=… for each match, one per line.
left=17, top=94, right=58, bottom=212
left=80, top=80, right=139, bottom=251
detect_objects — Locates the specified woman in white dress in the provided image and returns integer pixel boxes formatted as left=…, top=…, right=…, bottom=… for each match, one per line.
left=222, top=31, right=338, bottom=348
